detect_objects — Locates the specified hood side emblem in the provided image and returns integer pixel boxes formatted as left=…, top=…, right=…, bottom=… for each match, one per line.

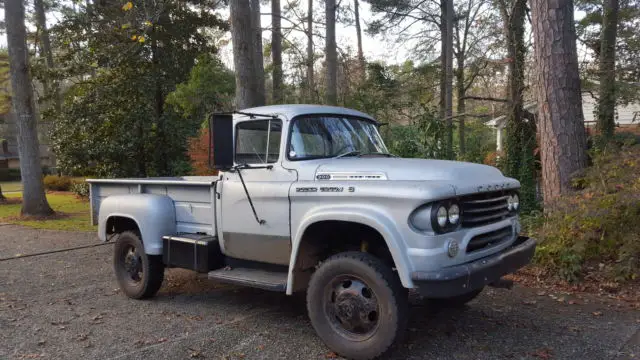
left=316, top=172, right=387, bottom=181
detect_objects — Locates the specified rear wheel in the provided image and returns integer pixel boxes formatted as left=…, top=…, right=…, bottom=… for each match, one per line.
left=307, top=252, right=408, bottom=360
left=113, top=231, right=164, bottom=299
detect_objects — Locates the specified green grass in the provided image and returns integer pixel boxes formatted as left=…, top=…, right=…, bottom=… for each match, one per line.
left=0, top=192, right=96, bottom=232
left=0, top=181, right=22, bottom=192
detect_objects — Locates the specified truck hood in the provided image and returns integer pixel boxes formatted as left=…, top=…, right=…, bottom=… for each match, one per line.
left=314, top=157, right=520, bottom=195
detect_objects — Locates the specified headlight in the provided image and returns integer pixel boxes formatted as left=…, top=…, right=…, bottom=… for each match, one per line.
left=448, top=204, right=460, bottom=224
left=410, top=201, right=461, bottom=234
left=508, top=193, right=520, bottom=212
left=436, top=206, right=448, bottom=228
left=431, top=202, right=461, bottom=233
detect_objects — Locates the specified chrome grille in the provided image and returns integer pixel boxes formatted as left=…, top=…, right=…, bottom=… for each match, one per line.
left=467, top=226, right=513, bottom=252
left=460, top=191, right=511, bottom=228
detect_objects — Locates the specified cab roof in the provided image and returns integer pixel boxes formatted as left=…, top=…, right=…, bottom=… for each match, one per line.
left=235, top=104, right=377, bottom=124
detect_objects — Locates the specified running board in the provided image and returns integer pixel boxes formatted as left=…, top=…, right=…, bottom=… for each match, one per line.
left=208, top=267, right=288, bottom=292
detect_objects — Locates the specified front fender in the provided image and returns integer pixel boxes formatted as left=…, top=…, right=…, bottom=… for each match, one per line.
left=287, top=205, right=413, bottom=294
left=98, top=194, right=176, bottom=255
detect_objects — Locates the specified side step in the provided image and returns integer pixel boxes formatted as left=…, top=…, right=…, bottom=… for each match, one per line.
left=208, top=267, right=288, bottom=292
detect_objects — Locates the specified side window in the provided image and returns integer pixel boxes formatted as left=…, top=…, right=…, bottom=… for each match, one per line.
left=235, top=120, right=282, bottom=164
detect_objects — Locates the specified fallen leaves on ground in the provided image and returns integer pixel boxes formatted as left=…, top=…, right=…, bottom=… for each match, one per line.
left=17, top=354, right=44, bottom=359
left=532, top=348, right=554, bottom=359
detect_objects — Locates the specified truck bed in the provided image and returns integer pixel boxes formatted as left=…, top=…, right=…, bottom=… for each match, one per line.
left=87, top=176, right=219, bottom=235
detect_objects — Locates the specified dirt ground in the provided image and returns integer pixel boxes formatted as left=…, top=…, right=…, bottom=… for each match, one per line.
left=0, top=224, right=638, bottom=360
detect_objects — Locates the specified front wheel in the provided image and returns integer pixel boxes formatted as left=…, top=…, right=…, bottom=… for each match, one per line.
left=307, top=252, right=408, bottom=360
left=113, top=231, right=164, bottom=299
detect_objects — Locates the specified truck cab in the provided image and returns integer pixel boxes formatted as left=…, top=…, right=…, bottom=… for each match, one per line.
left=88, top=104, right=536, bottom=360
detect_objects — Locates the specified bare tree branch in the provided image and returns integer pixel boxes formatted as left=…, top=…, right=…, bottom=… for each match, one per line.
left=463, top=95, right=509, bottom=102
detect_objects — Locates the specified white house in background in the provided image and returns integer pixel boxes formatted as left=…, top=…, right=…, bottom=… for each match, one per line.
left=486, top=93, right=640, bottom=152
left=0, top=112, right=55, bottom=170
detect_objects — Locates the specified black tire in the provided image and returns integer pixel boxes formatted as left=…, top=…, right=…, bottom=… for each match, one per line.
left=113, top=231, right=164, bottom=299
left=428, top=288, right=483, bottom=309
left=307, top=252, right=408, bottom=360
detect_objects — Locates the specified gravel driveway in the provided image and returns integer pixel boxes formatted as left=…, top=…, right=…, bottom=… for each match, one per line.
left=0, top=225, right=638, bottom=360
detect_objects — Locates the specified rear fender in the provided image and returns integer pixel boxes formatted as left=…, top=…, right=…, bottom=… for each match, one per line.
left=98, top=194, right=176, bottom=255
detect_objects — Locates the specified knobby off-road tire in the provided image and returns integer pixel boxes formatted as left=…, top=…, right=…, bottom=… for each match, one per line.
left=428, top=287, right=484, bottom=309
left=307, top=252, right=408, bottom=360
left=113, top=231, right=164, bottom=299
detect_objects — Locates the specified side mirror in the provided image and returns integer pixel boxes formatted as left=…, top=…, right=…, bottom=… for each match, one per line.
left=209, top=114, right=234, bottom=171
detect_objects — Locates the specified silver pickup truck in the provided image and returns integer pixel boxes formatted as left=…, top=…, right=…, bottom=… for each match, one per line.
left=88, top=104, right=536, bottom=360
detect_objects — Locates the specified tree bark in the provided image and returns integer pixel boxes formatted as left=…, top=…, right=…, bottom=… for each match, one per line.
left=152, top=25, right=167, bottom=176
left=0, top=185, right=5, bottom=202
left=34, top=0, right=61, bottom=112
left=250, top=0, right=266, bottom=106
left=444, top=0, right=454, bottom=160
left=272, top=0, right=284, bottom=103
left=495, top=0, right=537, bottom=210
left=456, top=53, right=466, bottom=156
left=531, top=0, right=588, bottom=205
left=354, top=0, right=366, bottom=82
left=306, top=0, right=315, bottom=102
left=439, top=1, right=446, bottom=123
left=325, top=0, right=338, bottom=105
left=230, top=0, right=258, bottom=109
left=597, top=0, right=619, bottom=140
left=5, top=0, right=54, bottom=216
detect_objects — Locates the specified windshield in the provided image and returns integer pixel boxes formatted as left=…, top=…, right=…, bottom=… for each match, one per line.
left=288, top=115, right=388, bottom=160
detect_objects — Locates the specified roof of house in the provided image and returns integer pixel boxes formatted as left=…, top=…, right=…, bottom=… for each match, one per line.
left=486, top=95, right=640, bottom=128
left=0, top=154, right=19, bottom=160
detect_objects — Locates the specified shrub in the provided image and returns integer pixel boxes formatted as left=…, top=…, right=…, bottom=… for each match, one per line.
left=532, top=144, right=640, bottom=283
left=43, top=175, right=75, bottom=191
left=70, top=182, right=90, bottom=198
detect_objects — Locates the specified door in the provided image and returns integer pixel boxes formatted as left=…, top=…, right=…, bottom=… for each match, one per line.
left=218, top=119, right=297, bottom=265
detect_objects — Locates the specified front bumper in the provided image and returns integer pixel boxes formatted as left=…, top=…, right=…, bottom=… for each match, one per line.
left=411, top=236, right=536, bottom=298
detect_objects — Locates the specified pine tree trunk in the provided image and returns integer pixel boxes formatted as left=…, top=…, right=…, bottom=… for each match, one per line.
left=306, top=0, right=315, bottom=102
left=0, top=185, right=6, bottom=202
left=5, top=0, right=54, bottom=216
left=230, top=0, right=258, bottom=109
left=152, top=26, right=167, bottom=175
left=444, top=0, right=454, bottom=160
left=34, top=0, right=60, bottom=112
left=272, top=0, right=283, bottom=103
left=455, top=54, right=466, bottom=156
left=325, top=0, right=338, bottom=105
left=439, top=1, right=446, bottom=122
left=531, top=0, right=588, bottom=205
left=497, top=0, right=537, bottom=211
left=250, top=0, right=266, bottom=106
left=597, top=0, right=619, bottom=140
left=354, top=0, right=365, bottom=82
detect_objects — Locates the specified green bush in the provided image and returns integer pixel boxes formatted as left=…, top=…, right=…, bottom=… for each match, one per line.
left=70, top=181, right=90, bottom=198
left=532, top=144, right=640, bottom=283
left=43, top=175, right=75, bottom=191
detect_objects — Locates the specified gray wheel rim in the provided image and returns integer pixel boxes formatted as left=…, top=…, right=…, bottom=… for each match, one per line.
left=323, top=274, right=380, bottom=341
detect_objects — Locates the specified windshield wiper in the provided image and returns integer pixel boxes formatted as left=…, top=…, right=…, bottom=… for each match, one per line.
left=335, top=150, right=362, bottom=158
left=335, top=150, right=398, bottom=158
left=362, top=151, right=398, bottom=158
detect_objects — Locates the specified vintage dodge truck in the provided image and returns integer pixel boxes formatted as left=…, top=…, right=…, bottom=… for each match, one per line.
left=88, top=104, right=536, bottom=360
